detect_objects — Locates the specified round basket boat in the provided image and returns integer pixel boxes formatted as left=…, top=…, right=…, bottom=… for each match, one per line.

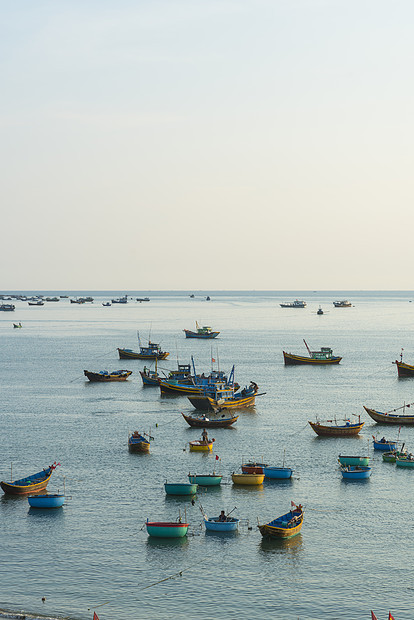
left=28, top=494, right=65, bottom=508
left=164, top=482, right=198, bottom=495
left=341, top=466, right=371, bottom=480
left=146, top=521, right=189, bottom=538
left=231, top=472, right=264, bottom=485
left=263, top=467, right=293, bottom=479
left=188, top=474, right=222, bottom=486
left=189, top=441, right=213, bottom=452
left=204, top=517, right=239, bottom=532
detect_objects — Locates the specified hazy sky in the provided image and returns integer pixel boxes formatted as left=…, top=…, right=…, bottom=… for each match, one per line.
left=1, top=0, right=413, bottom=290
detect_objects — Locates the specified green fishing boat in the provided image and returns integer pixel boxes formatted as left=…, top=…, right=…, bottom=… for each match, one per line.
left=338, top=455, right=370, bottom=467
left=383, top=450, right=407, bottom=463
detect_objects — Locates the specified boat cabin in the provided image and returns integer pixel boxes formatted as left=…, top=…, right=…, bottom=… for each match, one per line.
left=310, top=347, right=334, bottom=360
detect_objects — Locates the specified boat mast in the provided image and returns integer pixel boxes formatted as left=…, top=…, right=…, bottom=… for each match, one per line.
left=303, top=339, right=312, bottom=356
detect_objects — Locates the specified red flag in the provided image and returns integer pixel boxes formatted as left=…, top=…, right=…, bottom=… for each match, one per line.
left=93, top=613, right=100, bottom=620
left=291, top=501, right=297, bottom=507
left=212, top=358, right=216, bottom=363
left=371, top=612, right=378, bottom=620
left=215, top=454, right=219, bottom=460
left=389, top=613, right=395, bottom=620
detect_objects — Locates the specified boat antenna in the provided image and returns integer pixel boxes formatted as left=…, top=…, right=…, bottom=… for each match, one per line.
left=217, top=347, right=220, bottom=372
left=400, top=348, right=404, bottom=362
left=137, top=330, right=141, bottom=348
left=149, top=323, right=152, bottom=343
left=303, top=339, right=312, bottom=356
left=283, top=448, right=286, bottom=468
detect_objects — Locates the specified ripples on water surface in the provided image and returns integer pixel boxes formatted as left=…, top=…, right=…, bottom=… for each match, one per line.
left=1, top=292, right=414, bottom=620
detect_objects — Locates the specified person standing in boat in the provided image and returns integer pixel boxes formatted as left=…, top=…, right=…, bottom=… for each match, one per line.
left=201, top=428, right=209, bottom=444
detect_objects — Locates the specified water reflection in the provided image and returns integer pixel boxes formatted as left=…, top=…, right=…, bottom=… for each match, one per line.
left=259, top=533, right=303, bottom=558
left=145, top=535, right=190, bottom=550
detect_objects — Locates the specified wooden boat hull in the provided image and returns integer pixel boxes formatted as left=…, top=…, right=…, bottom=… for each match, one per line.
left=146, top=521, right=189, bottom=538
left=188, top=393, right=256, bottom=411
left=338, top=456, right=370, bottom=467
left=160, top=381, right=201, bottom=396
left=140, top=371, right=159, bottom=386
left=263, top=467, right=293, bottom=479
left=128, top=439, right=150, bottom=453
left=84, top=370, right=132, bottom=382
left=181, top=412, right=238, bottom=428
left=28, top=494, right=65, bottom=508
left=364, top=406, right=414, bottom=425
left=341, top=466, right=371, bottom=479
left=231, top=473, right=264, bottom=485
left=1, top=467, right=53, bottom=495
left=242, top=463, right=267, bottom=474
left=189, top=441, right=213, bottom=452
left=309, top=421, right=364, bottom=436
left=258, top=508, right=304, bottom=539
left=283, top=351, right=342, bottom=365
left=118, top=348, right=169, bottom=360
left=188, top=474, right=222, bottom=486
left=184, top=330, right=220, bottom=339
left=164, top=483, right=198, bottom=495
left=204, top=517, right=239, bottom=532
left=394, top=360, right=414, bottom=378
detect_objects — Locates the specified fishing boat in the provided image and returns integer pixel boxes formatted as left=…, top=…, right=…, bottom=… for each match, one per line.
left=70, top=297, right=85, bottom=304
left=13, top=322, right=22, bottom=328
left=28, top=300, right=44, bottom=306
left=363, top=404, right=414, bottom=425
left=309, top=417, right=364, bottom=436
left=263, top=466, right=293, bottom=479
left=333, top=300, right=352, bottom=307
left=280, top=300, right=306, bottom=308
left=372, top=436, right=398, bottom=451
left=188, top=474, right=222, bottom=486
left=283, top=340, right=342, bottom=365
left=112, top=295, right=128, bottom=304
left=84, top=369, right=132, bottom=382
left=258, top=504, right=304, bottom=538
left=140, top=359, right=160, bottom=385
left=28, top=494, right=65, bottom=508
left=159, top=362, right=228, bottom=396
left=338, top=455, right=370, bottom=467
left=340, top=466, right=372, bottom=480
left=118, top=332, right=169, bottom=360
left=242, top=460, right=268, bottom=474
left=0, top=303, right=15, bottom=311
left=1, top=463, right=59, bottom=495
left=102, top=302, right=111, bottom=307
left=189, top=430, right=214, bottom=452
left=188, top=382, right=259, bottom=411
left=181, top=411, right=239, bottom=428
left=164, top=482, right=198, bottom=496
left=136, top=297, right=150, bottom=302
left=231, top=472, right=264, bottom=485
left=146, top=520, right=189, bottom=538
left=394, top=359, right=414, bottom=377
left=204, top=516, right=239, bottom=532
left=395, top=454, right=414, bottom=468
left=128, top=431, right=151, bottom=453
left=383, top=450, right=407, bottom=463
left=317, top=306, right=324, bottom=315
left=184, top=322, right=220, bottom=339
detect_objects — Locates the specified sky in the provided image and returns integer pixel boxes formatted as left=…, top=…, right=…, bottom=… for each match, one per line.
left=1, top=0, right=413, bottom=290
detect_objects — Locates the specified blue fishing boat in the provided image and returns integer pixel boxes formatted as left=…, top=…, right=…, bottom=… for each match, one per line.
left=164, top=482, right=198, bottom=496
left=263, top=466, right=293, bottom=479
left=28, top=494, right=65, bottom=508
left=340, top=466, right=372, bottom=480
left=128, top=431, right=151, bottom=453
left=118, top=332, right=169, bottom=360
left=372, top=436, right=398, bottom=451
left=338, top=455, right=370, bottom=467
left=204, top=516, right=239, bottom=532
left=188, top=474, right=222, bottom=486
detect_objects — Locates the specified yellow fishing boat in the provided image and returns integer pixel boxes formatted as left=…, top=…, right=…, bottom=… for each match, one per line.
left=189, top=429, right=214, bottom=452
left=258, top=504, right=304, bottom=539
left=231, top=472, right=264, bottom=485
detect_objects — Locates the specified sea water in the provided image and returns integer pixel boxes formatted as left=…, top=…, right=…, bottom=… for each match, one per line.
left=1, top=291, right=413, bottom=620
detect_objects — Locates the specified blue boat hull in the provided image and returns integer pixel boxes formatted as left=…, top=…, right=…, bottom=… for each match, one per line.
left=341, top=467, right=371, bottom=480
left=263, top=467, right=292, bottom=479
left=28, top=494, right=65, bottom=508
left=204, top=517, right=239, bottom=532
left=373, top=441, right=398, bottom=451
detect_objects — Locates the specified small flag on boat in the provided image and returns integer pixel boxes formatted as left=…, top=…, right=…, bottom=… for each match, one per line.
left=291, top=501, right=297, bottom=508
left=93, top=613, right=100, bottom=620
left=389, top=613, right=395, bottom=620
left=212, top=357, right=216, bottom=362
left=370, top=612, right=378, bottom=620
left=215, top=454, right=219, bottom=460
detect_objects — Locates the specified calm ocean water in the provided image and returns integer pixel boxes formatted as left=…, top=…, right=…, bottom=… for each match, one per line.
left=1, top=291, right=414, bottom=620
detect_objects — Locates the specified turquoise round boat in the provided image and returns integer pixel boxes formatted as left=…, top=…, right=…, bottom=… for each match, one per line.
left=164, top=483, right=198, bottom=496
left=146, top=520, right=189, bottom=538
left=338, top=455, right=370, bottom=467
left=28, top=494, right=65, bottom=508
left=396, top=455, right=414, bottom=468
left=188, top=474, right=222, bottom=486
